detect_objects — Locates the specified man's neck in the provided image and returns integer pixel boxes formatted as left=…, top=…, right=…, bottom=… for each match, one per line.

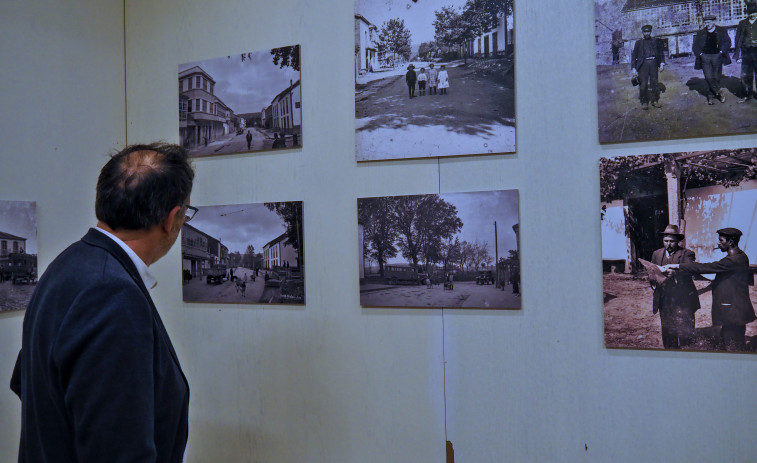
left=97, top=221, right=160, bottom=266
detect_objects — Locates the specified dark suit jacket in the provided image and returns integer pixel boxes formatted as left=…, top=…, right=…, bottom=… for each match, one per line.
left=693, top=26, right=732, bottom=66
left=11, top=228, right=189, bottom=463
left=651, top=247, right=700, bottom=315
left=734, top=18, right=757, bottom=60
left=632, top=37, right=665, bottom=71
left=679, top=250, right=756, bottom=327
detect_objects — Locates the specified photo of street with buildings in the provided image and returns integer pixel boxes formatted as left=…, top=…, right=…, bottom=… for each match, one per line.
left=596, top=0, right=757, bottom=143
left=0, top=201, right=37, bottom=312
left=355, top=0, right=514, bottom=161
left=358, top=189, right=520, bottom=308
left=601, top=149, right=757, bottom=352
left=181, top=201, right=304, bottom=305
left=179, top=45, right=301, bottom=157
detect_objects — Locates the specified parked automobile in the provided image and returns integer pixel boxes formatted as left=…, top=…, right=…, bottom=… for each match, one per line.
left=476, top=270, right=494, bottom=285
left=206, top=264, right=227, bottom=284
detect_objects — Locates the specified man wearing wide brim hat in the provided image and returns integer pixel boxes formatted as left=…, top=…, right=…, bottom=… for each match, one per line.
left=405, top=63, right=417, bottom=99
left=735, top=2, right=757, bottom=102
left=650, top=224, right=700, bottom=349
left=666, top=227, right=756, bottom=351
left=693, top=14, right=732, bottom=104
left=631, top=24, right=665, bottom=110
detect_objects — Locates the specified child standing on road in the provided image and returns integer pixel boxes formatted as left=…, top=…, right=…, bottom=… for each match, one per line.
left=438, top=65, right=449, bottom=95
left=405, top=64, right=417, bottom=98
left=427, top=63, right=438, bottom=95
left=417, top=67, right=428, bottom=96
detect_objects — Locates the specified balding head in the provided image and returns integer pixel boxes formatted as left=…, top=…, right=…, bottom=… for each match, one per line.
left=96, top=142, right=194, bottom=231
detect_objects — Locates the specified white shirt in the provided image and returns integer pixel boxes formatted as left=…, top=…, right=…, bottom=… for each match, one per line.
left=93, top=226, right=158, bottom=290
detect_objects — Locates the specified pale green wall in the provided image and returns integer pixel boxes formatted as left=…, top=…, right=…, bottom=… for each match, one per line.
left=2, top=0, right=757, bottom=462
left=0, top=0, right=126, bottom=456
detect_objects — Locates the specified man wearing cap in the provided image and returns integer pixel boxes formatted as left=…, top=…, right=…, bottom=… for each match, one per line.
left=693, top=14, right=732, bottom=104
left=405, top=64, right=417, bottom=99
left=665, top=228, right=756, bottom=351
left=632, top=24, right=665, bottom=110
left=650, top=224, right=700, bottom=349
left=734, top=2, right=757, bottom=102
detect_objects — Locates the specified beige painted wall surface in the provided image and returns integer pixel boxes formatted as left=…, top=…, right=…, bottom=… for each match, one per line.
left=0, top=0, right=126, bottom=457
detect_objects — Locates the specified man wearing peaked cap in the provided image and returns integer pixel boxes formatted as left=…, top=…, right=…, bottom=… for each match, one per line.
left=632, top=24, right=665, bottom=110
left=693, top=14, right=732, bottom=104
left=665, top=227, right=756, bottom=351
left=650, top=224, right=700, bottom=349
left=735, top=2, right=757, bottom=102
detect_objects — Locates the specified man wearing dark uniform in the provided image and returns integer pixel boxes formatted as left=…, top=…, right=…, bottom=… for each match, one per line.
left=734, top=3, right=757, bottom=102
left=693, top=14, right=732, bottom=104
left=631, top=24, right=665, bottom=110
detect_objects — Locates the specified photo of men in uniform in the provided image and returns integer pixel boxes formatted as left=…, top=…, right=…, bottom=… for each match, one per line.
left=600, top=149, right=757, bottom=352
left=595, top=0, right=757, bottom=143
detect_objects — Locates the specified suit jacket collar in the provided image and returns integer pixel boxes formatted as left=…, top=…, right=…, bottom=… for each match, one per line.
left=82, top=228, right=150, bottom=295
left=80, top=228, right=187, bottom=380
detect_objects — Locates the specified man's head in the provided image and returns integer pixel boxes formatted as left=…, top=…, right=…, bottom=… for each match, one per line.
left=660, top=224, right=684, bottom=253
left=703, top=15, right=716, bottom=29
left=717, top=227, right=742, bottom=251
left=96, top=142, right=194, bottom=232
left=747, top=3, right=757, bottom=19
left=429, top=63, right=434, bottom=68
left=642, top=24, right=653, bottom=38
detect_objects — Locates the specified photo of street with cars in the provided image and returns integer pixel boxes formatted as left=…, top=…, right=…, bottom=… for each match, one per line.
left=355, top=0, right=514, bottom=161
left=358, top=189, right=520, bottom=309
left=179, top=45, right=301, bottom=157
left=0, top=200, right=37, bottom=312
left=181, top=201, right=304, bottom=305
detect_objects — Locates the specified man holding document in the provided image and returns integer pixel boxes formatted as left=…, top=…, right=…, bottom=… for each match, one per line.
left=643, top=224, right=700, bottom=349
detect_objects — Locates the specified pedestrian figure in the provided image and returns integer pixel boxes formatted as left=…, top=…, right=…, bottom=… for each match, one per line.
left=510, top=269, right=520, bottom=295
left=438, top=65, right=449, bottom=95
left=425, top=276, right=432, bottom=288
left=649, top=224, right=700, bottom=349
left=405, top=64, right=417, bottom=98
left=272, top=133, right=285, bottom=149
left=246, top=130, right=253, bottom=149
left=735, top=3, right=757, bottom=102
left=427, top=63, right=438, bottom=95
left=693, top=15, right=731, bottom=105
left=292, top=132, right=298, bottom=146
left=631, top=24, right=665, bottom=110
left=417, top=67, right=428, bottom=96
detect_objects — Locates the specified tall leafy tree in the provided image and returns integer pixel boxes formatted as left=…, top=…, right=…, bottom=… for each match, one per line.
left=395, top=195, right=463, bottom=267
left=359, top=197, right=398, bottom=277
left=271, top=45, right=300, bottom=71
left=379, top=18, right=412, bottom=64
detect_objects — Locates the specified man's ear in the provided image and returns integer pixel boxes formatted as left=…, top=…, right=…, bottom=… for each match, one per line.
left=162, top=205, right=183, bottom=233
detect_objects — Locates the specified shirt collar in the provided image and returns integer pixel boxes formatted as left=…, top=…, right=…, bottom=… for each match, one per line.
left=93, top=226, right=158, bottom=290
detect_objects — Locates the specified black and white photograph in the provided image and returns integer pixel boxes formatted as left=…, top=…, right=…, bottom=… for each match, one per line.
left=601, top=149, right=757, bottom=352
left=358, top=189, right=520, bottom=308
left=0, top=200, right=37, bottom=312
left=355, top=0, right=514, bottom=161
left=596, top=0, right=757, bottom=143
left=182, top=201, right=304, bottom=305
left=179, top=45, right=301, bottom=157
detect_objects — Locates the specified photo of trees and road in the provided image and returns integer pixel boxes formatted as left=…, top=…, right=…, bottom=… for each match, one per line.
left=181, top=201, right=304, bottom=305
left=358, top=190, right=520, bottom=308
left=601, top=149, right=757, bottom=352
left=179, top=45, right=301, bottom=157
left=596, top=0, right=757, bottom=143
left=0, top=200, right=37, bottom=312
left=355, top=0, right=514, bottom=161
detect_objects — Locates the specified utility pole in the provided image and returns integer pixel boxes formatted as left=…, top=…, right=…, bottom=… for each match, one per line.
left=494, top=221, right=499, bottom=288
